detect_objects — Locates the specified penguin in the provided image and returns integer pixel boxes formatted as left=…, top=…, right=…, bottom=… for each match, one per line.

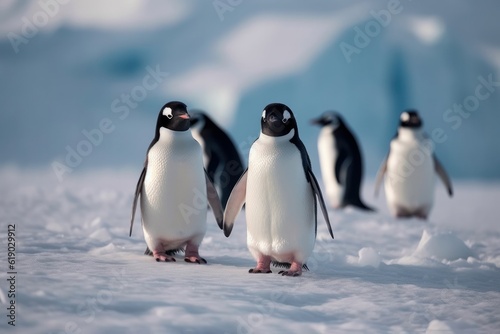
left=190, top=111, right=245, bottom=209
left=311, top=111, right=373, bottom=211
left=223, top=103, right=334, bottom=277
left=374, top=110, right=453, bottom=219
left=129, top=101, right=223, bottom=263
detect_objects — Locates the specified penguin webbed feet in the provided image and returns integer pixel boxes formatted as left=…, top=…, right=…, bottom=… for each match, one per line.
left=184, top=242, right=207, bottom=264
left=277, top=261, right=305, bottom=277
left=278, top=270, right=301, bottom=277
left=184, top=256, right=207, bottom=264
left=153, top=252, right=177, bottom=262
left=248, top=268, right=272, bottom=274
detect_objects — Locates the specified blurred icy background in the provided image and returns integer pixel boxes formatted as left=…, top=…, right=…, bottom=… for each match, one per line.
left=1, top=0, right=499, bottom=180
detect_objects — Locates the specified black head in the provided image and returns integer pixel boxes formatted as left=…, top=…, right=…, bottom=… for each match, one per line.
left=156, top=101, right=191, bottom=132
left=261, top=103, right=297, bottom=137
left=310, top=111, right=345, bottom=129
left=399, top=110, right=422, bottom=128
left=189, top=111, right=209, bottom=129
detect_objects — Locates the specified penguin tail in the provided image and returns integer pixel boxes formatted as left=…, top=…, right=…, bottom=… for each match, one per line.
left=271, top=261, right=309, bottom=271
left=144, top=247, right=184, bottom=256
left=344, top=199, right=376, bottom=212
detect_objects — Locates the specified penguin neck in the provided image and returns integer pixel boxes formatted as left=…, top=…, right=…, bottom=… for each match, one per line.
left=259, top=129, right=295, bottom=144
left=398, top=127, right=424, bottom=142
left=158, top=127, right=193, bottom=143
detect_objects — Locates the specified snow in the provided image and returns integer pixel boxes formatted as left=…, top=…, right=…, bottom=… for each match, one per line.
left=1, top=167, right=499, bottom=333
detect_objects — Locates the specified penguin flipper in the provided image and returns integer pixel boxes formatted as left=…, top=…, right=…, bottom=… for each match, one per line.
left=374, top=155, right=388, bottom=198
left=205, top=171, right=224, bottom=229
left=223, top=169, right=248, bottom=237
left=307, top=169, right=334, bottom=239
left=130, top=166, right=146, bottom=237
left=433, top=155, right=453, bottom=197
left=334, top=150, right=348, bottom=184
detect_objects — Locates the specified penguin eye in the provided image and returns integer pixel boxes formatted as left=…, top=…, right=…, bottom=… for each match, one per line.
left=282, top=110, right=291, bottom=123
left=163, top=107, right=173, bottom=119
left=400, top=112, right=410, bottom=122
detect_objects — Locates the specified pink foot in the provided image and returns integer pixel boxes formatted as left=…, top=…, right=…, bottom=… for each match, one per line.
left=184, top=242, right=206, bottom=264
left=249, top=255, right=272, bottom=274
left=153, top=250, right=176, bottom=262
left=278, top=261, right=302, bottom=277
left=184, top=256, right=207, bottom=264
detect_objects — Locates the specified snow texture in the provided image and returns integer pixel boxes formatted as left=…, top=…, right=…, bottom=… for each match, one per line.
left=0, top=167, right=499, bottom=333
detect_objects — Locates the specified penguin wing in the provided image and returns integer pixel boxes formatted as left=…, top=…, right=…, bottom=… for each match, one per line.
left=308, top=169, right=334, bottom=239
left=205, top=149, right=220, bottom=179
left=130, top=166, right=146, bottom=237
left=334, top=149, right=349, bottom=184
left=223, top=169, right=248, bottom=237
left=205, top=170, right=224, bottom=229
left=434, top=155, right=453, bottom=197
left=374, top=155, right=388, bottom=198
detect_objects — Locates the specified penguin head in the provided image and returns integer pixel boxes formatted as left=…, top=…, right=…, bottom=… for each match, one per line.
left=311, top=111, right=345, bottom=130
left=399, top=110, right=422, bottom=128
left=156, top=101, right=191, bottom=132
left=189, top=111, right=209, bottom=131
left=261, top=103, right=297, bottom=137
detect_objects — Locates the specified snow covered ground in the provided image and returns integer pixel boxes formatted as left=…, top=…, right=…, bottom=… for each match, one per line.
left=0, top=167, right=499, bottom=333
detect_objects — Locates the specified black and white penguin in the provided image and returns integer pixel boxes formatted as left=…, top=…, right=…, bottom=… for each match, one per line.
left=223, top=103, right=334, bottom=277
left=311, top=111, right=373, bottom=211
left=129, top=101, right=223, bottom=263
left=375, top=110, right=453, bottom=219
left=190, top=111, right=245, bottom=209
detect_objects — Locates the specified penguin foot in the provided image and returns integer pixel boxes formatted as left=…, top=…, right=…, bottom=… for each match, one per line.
left=248, top=268, right=272, bottom=274
left=154, top=254, right=176, bottom=262
left=184, top=256, right=207, bottom=264
left=184, top=241, right=206, bottom=264
left=249, top=255, right=272, bottom=274
left=278, top=270, right=301, bottom=277
left=278, top=261, right=303, bottom=276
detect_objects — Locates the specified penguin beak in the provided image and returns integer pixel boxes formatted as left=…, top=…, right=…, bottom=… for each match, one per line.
left=178, top=113, right=190, bottom=120
left=310, top=118, right=321, bottom=126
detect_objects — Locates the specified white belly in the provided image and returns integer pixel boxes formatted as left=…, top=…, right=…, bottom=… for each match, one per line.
left=141, top=130, right=207, bottom=250
left=318, top=126, right=343, bottom=208
left=384, top=136, right=435, bottom=214
left=245, top=133, right=315, bottom=263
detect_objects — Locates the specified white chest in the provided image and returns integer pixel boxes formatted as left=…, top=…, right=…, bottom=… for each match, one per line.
left=385, top=129, right=436, bottom=209
left=317, top=126, right=343, bottom=207
left=140, top=129, right=207, bottom=242
left=245, top=132, right=315, bottom=261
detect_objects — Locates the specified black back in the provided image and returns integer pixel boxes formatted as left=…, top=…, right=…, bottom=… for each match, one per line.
left=312, top=111, right=373, bottom=211
left=190, top=111, right=245, bottom=208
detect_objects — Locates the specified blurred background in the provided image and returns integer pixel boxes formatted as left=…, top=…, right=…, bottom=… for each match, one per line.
left=1, top=0, right=499, bottom=182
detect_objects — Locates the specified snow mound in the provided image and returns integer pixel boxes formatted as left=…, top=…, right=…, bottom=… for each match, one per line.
left=89, top=243, right=117, bottom=255
left=425, top=319, right=478, bottom=333
left=358, top=247, right=381, bottom=268
left=415, top=230, right=475, bottom=261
